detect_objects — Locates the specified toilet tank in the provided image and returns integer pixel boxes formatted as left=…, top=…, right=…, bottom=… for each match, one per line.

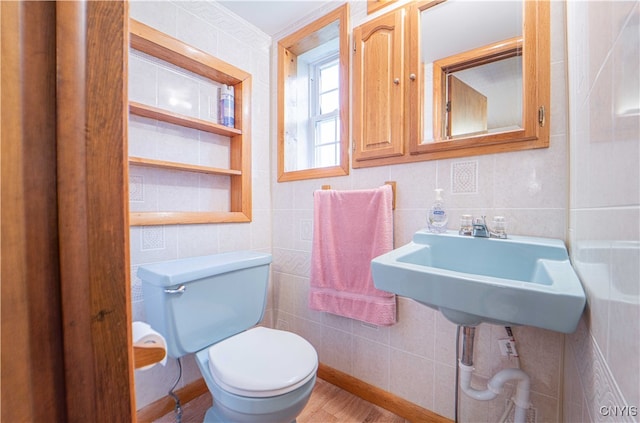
left=138, top=251, right=272, bottom=358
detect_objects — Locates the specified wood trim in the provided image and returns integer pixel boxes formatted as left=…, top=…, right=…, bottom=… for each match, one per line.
left=367, top=0, right=398, bottom=15
left=129, top=19, right=252, bottom=225
left=431, top=37, right=521, bottom=142
left=317, top=363, right=452, bottom=423
left=278, top=4, right=348, bottom=54
left=129, top=102, right=242, bottom=136
left=130, top=19, right=249, bottom=84
left=56, top=2, right=135, bottom=422
left=129, top=156, right=242, bottom=176
left=285, top=20, right=340, bottom=57
left=434, top=36, right=523, bottom=74
left=229, top=77, right=252, bottom=219
left=276, top=4, right=350, bottom=183
left=134, top=347, right=167, bottom=369
left=276, top=42, right=293, bottom=181
left=1, top=2, right=66, bottom=421
left=137, top=378, right=209, bottom=423
left=278, top=165, right=350, bottom=182
left=130, top=211, right=251, bottom=226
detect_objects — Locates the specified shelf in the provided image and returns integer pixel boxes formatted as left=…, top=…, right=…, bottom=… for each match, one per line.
left=129, top=102, right=242, bottom=137
left=128, top=157, right=241, bottom=176
left=128, top=18, right=252, bottom=226
left=130, top=19, right=250, bottom=86
left=130, top=211, right=251, bottom=226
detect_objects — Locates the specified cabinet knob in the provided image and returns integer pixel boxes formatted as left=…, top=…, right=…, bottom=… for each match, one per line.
left=393, top=78, right=400, bottom=85
left=409, top=73, right=416, bottom=81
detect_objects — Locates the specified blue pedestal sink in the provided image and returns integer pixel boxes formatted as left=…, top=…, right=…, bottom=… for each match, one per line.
left=371, top=230, right=586, bottom=333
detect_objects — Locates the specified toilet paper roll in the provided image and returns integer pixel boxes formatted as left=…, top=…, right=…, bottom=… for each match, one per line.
left=133, top=321, right=167, bottom=370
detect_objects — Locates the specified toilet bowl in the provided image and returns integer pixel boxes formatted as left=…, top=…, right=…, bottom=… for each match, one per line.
left=196, top=326, right=317, bottom=422
left=138, top=251, right=318, bottom=423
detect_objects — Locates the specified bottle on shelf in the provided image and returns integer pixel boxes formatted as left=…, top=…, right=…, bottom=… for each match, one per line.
left=219, top=84, right=235, bottom=128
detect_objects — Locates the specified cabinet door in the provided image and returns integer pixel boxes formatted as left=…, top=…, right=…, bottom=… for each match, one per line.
left=353, top=7, right=405, bottom=164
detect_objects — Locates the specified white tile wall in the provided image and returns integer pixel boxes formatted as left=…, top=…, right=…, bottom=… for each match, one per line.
left=565, top=1, right=640, bottom=421
left=129, top=0, right=271, bottom=410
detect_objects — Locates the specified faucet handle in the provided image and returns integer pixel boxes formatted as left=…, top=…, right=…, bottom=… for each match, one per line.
left=491, top=216, right=507, bottom=238
left=459, top=215, right=473, bottom=235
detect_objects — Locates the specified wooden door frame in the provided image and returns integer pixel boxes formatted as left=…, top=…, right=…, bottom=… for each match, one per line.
left=57, top=1, right=134, bottom=421
left=2, top=1, right=134, bottom=422
left=2, top=2, right=66, bottom=421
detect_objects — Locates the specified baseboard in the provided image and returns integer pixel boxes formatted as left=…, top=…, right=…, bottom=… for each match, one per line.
left=136, top=378, right=208, bottom=422
left=317, top=363, right=452, bottom=423
left=136, top=363, right=452, bottom=423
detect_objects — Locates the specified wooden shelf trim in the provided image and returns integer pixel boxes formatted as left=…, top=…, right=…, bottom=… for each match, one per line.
left=128, top=156, right=241, bottom=176
left=130, top=211, right=251, bottom=226
left=130, top=19, right=250, bottom=86
left=129, top=102, right=242, bottom=137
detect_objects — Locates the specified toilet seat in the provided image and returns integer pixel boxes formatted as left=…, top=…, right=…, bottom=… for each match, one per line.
left=208, top=326, right=318, bottom=398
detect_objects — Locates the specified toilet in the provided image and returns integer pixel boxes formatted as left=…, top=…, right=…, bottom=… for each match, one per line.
left=138, top=251, right=318, bottom=423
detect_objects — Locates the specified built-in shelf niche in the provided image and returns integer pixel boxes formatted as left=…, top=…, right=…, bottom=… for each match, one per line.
left=128, top=19, right=252, bottom=226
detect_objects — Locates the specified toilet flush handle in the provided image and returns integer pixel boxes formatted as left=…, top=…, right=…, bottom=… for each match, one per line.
left=164, top=285, right=186, bottom=295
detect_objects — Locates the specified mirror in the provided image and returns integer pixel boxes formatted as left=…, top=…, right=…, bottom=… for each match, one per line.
left=409, top=0, right=549, bottom=157
left=277, top=4, right=349, bottom=182
left=433, top=37, right=523, bottom=139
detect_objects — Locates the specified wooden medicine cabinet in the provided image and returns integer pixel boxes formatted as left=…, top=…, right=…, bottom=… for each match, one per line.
left=352, top=0, right=550, bottom=168
left=128, top=20, right=252, bottom=225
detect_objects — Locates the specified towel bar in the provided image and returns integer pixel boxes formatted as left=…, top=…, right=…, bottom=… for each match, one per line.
left=320, top=181, right=396, bottom=210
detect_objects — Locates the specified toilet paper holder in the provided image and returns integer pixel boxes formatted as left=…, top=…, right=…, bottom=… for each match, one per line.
left=132, top=321, right=167, bottom=370
left=134, top=345, right=166, bottom=369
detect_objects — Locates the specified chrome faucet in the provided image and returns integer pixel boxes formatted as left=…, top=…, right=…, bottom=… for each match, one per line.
left=472, top=216, right=490, bottom=238
left=470, top=215, right=508, bottom=239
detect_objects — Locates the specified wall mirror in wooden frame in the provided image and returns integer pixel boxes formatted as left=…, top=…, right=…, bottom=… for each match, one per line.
left=277, top=3, right=349, bottom=182
left=409, top=0, right=549, bottom=159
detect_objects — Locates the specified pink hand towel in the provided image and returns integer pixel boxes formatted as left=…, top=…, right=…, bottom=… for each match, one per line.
left=309, top=184, right=396, bottom=326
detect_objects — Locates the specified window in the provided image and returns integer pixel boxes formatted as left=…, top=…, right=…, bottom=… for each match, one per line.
left=309, top=55, right=340, bottom=168
left=277, top=3, right=349, bottom=182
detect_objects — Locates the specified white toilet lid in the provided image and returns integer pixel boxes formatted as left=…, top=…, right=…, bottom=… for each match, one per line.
left=208, top=326, right=318, bottom=397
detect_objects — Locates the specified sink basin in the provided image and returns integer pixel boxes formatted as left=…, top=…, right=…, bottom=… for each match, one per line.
left=371, top=230, right=586, bottom=333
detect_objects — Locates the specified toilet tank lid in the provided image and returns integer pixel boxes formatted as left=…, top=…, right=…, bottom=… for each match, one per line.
left=137, top=251, right=272, bottom=288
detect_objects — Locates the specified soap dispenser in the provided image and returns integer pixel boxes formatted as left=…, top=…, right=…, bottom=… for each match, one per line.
left=427, top=189, right=448, bottom=233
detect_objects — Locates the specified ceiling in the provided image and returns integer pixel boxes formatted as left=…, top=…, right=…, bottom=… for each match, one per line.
left=218, top=0, right=334, bottom=37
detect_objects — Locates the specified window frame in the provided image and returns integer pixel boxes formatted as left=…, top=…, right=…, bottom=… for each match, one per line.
left=277, top=3, right=350, bottom=182
left=308, top=54, right=341, bottom=169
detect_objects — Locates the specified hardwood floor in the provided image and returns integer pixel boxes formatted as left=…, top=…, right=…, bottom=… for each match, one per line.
left=152, top=378, right=407, bottom=423
left=298, top=378, right=407, bottom=423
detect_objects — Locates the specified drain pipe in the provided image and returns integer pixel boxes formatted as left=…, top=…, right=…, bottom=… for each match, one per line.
left=459, top=326, right=531, bottom=423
